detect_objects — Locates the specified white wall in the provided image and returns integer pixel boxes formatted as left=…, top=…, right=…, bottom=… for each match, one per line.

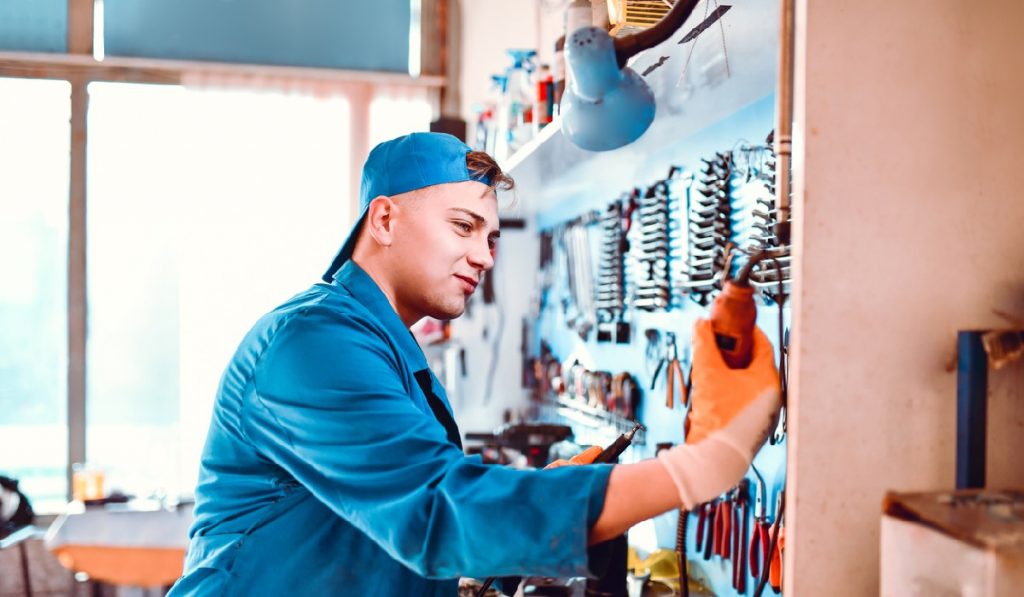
left=450, top=0, right=549, bottom=432
left=789, top=0, right=1024, bottom=594
left=459, top=0, right=563, bottom=142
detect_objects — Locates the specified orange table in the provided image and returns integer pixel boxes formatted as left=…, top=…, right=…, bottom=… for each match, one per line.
left=45, top=501, right=192, bottom=587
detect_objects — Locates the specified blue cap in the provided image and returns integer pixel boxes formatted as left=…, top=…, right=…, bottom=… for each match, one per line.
left=322, top=132, right=492, bottom=282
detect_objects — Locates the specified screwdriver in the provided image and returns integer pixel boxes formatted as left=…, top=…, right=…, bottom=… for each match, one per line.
left=473, top=422, right=645, bottom=597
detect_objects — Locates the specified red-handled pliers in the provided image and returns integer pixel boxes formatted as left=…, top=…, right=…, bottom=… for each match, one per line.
left=714, top=496, right=732, bottom=559
left=651, top=332, right=688, bottom=409
left=749, top=469, right=771, bottom=582
left=768, top=492, right=785, bottom=593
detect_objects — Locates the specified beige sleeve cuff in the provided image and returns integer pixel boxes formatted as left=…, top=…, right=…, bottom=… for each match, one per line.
left=656, top=389, right=781, bottom=509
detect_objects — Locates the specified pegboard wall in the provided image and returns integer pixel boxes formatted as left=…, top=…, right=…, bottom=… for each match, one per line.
left=526, top=95, right=789, bottom=596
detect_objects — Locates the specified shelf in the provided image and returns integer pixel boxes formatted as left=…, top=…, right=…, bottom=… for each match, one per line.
left=537, top=392, right=647, bottom=445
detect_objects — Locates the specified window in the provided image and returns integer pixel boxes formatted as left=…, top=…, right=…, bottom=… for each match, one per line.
left=368, top=87, right=433, bottom=147
left=0, top=73, right=433, bottom=507
left=0, top=78, right=71, bottom=512
left=86, top=82, right=352, bottom=497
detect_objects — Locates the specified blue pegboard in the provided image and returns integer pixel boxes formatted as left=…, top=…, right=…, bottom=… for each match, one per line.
left=534, top=95, right=788, bottom=596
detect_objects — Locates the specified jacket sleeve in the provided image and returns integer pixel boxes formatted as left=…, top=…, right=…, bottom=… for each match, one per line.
left=244, top=305, right=613, bottom=579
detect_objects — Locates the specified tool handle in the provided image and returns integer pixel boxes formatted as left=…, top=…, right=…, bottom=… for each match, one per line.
left=702, top=505, right=716, bottom=560
left=769, top=525, right=784, bottom=592
left=713, top=502, right=724, bottom=556
left=749, top=523, right=768, bottom=575
left=594, top=435, right=630, bottom=464
left=734, top=500, right=747, bottom=592
left=721, top=501, right=732, bottom=559
left=695, top=506, right=707, bottom=552
left=709, top=280, right=757, bottom=369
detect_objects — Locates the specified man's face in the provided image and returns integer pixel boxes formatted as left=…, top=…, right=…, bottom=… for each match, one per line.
left=388, top=180, right=499, bottom=323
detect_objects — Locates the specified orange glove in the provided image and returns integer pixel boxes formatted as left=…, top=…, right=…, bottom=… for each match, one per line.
left=685, top=319, right=781, bottom=446
left=655, top=322, right=780, bottom=508
left=546, top=445, right=602, bottom=469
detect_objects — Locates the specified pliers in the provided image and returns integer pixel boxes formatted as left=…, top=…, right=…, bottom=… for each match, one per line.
left=713, top=494, right=732, bottom=559
left=749, top=467, right=772, bottom=583
left=651, top=331, right=688, bottom=409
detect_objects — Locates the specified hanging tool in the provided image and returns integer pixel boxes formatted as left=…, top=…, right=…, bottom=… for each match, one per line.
left=748, top=466, right=771, bottom=584
left=768, top=495, right=784, bottom=593
left=770, top=328, right=789, bottom=445
left=684, top=152, right=733, bottom=305
left=732, top=479, right=749, bottom=594
left=701, top=500, right=716, bottom=561
left=650, top=331, right=687, bottom=409
left=713, top=493, right=732, bottom=559
left=596, top=197, right=632, bottom=343
left=694, top=502, right=706, bottom=552
left=632, top=180, right=674, bottom=312
left=754, top=486, right=786, bottom=597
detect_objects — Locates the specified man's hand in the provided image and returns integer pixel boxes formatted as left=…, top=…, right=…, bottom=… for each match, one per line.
left=647, top=319, right=781, bottom=510
left=685, top=319, right=781, bottom=446
left=545, top=445, right=602, bottom=469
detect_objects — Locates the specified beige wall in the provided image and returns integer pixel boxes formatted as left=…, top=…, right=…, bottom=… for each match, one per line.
left=458, top=0, right=539, bottom=138
left=789, top=0, right=1024, bottom=594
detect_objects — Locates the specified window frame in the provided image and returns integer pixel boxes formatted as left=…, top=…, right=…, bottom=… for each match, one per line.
left=0, top=14, right=441, bottom=501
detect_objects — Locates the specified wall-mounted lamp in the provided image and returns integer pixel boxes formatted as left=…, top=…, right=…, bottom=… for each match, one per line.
left=561, top=0, right=700, bottom=151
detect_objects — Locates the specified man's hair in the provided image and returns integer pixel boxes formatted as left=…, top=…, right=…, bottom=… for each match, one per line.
left=466, top=151, right=514, bottom=193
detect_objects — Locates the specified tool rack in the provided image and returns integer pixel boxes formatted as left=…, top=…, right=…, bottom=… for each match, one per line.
left=513, top=96, right=790, bottom=596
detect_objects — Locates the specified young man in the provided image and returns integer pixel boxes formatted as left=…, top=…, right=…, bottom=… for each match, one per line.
left=169, top=133, right=780, bottom=596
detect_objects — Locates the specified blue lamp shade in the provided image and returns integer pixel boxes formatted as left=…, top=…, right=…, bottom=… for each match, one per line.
left=559, top=27, right=656, bottom=152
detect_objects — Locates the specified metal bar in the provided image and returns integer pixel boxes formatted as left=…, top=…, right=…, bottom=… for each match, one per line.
left=67, top=77, right=88, bottom=497
left=0, top=51, right=444, bottom=88
left=956, top=331, right=988, bottom=490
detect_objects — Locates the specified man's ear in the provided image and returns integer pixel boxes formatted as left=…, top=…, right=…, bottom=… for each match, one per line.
left=365, top=196, right=397, bottom=247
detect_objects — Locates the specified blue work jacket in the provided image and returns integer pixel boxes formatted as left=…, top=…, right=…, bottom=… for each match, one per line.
left=169, top=261, right=614, bottom=596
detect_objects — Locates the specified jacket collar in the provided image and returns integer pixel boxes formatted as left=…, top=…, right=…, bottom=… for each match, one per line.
left=333, top=260, right=428, bottom=371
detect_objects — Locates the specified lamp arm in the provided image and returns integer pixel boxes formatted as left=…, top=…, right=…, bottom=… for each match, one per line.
left=613, top=0, right=702, bottom=68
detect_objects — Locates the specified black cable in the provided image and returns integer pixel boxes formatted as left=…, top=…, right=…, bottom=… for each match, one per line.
left=676, top=509, right=690, bottom=597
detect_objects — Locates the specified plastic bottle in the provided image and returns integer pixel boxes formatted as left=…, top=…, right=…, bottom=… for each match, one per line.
left=534, top=64, right=554, bottom=135
left=490, top=74, right=511, bottom=161
left=505, top=49, right=538, bottom=154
